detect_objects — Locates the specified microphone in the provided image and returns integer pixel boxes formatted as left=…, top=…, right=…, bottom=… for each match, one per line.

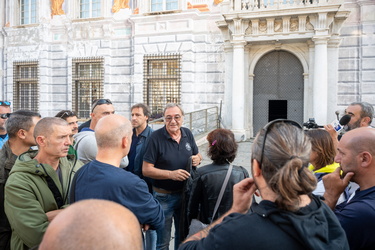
left=332, top=114, right=351, bottom=132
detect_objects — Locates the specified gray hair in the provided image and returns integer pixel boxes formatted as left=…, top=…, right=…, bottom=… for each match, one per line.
left=34, top=117, right=69, bottom=139
left=350, top=102, right=374, bottom=124
left=163, top=103, right=184, bottom=116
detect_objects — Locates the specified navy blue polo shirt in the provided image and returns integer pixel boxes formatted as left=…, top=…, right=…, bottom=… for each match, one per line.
left=334, top=186, right=375, bottom=249
left=143, top=126, right=198, bottom=191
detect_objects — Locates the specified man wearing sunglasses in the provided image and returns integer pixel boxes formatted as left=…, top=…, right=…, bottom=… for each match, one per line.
left=74, top=99, right=128, bottom=168
left=143, top=103, right=202, bottom=250
left=0, top=101, right=11, bottom=149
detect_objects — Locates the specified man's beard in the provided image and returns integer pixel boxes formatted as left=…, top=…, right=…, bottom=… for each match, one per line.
left=345, top=119, right=361, bottom=132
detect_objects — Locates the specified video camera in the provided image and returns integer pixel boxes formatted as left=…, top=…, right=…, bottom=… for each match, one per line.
left=303, top=118, right=322, bottom=129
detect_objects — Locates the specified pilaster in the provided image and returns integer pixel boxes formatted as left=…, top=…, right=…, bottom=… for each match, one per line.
left=312, top=36, right=329, bottom=124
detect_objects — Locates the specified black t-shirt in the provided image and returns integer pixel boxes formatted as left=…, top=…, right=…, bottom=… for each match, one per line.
left=143, top=126, right=198, bottom=191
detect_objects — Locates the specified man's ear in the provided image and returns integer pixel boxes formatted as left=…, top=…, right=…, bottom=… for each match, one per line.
left=17, top=129, right=26, bottom=140
left=252, top=159, right=262, bottom=177
left=361, top=152, right=372, bottom=168
left=121, top=136, right=129, bottom=149
left=35, top=136, right=45, bottom=147
left=361, top=117, right=371, bottom=127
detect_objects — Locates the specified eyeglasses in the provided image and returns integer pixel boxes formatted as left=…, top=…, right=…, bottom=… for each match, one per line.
left=258, top=119, right=302, bottom=168
left=91, top=99, right=112, bottom=112
left=164, top=115, right=182, bottom=123
left=0, top=101, right=11, bottom=106
left=0, top=113, right=11, bottom=119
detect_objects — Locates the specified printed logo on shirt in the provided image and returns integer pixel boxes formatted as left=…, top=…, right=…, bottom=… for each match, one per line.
left=185, top=142, right=192, bottom=151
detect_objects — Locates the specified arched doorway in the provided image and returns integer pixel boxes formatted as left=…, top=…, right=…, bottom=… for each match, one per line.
left=253, top=50, right=304, bottom=134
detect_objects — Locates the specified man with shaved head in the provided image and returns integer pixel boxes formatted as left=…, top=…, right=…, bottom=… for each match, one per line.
left=4, top=117, right=83, bottom=250
left=39, top=199, right=143, bottom=250
left=323, top=127, right=375, bottom=249
left=74, top=99, right=129, bottom=167
left=72, top=114, right=164, bottom=236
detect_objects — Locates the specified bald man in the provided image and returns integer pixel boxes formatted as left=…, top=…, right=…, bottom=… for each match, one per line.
left=323, top=128, right=375, bottom=249
left=39, top=199, right=142, bottom=250
left=72, top=114, right=164, bottom=232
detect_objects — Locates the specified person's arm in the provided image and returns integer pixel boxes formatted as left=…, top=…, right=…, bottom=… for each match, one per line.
left=183, top=178, right=257, bottom=243
left=142, top=161, right=190, bottom=181
left=322, top=167, right=354, bottom=209
left=4, top=177, right=53, bottom=248
left=46, top=209, right=64, bottom=222
left=123, top=178, right=165, bottom=231
left=324, top=124, right=339, bottom=151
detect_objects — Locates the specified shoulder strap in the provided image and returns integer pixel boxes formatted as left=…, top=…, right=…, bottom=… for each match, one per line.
left=211, top=164, right=233, bottom=222
left=39, top=164, right=64, bottom=208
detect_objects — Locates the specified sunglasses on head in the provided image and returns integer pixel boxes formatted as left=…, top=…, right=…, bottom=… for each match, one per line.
left=60, top=111, right=76, bottom=119
left=91, top=99, right=112, bottom=112
left=0, top=113, right=11, bottom=119
left=258, top=119, right=302, bottom=168
left=0, top=101, right=11, bottom=106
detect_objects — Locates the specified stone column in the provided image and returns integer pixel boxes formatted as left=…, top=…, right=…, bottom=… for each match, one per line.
left=231, top=40, right=246, bottom=140
left=327, top=38, right=341, bottom=121
left=223, top=43, right=233, bottom=129
left=312, top=36, right=329, bottom=124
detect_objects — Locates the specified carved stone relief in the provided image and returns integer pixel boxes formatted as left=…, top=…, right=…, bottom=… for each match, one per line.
left=259, top=20, right=267, bottom=34
left=290, top=18, right=298, bottom=32
left=274, top=19, right=282, bottom=33
left=306, top=17, right=314, bottom=31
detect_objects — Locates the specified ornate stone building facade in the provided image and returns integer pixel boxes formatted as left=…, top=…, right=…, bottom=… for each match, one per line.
left=0, top=0, right=374, bottom=137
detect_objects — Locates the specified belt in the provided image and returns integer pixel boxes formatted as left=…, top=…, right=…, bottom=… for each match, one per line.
left=153, top=186, right=182, bottom=194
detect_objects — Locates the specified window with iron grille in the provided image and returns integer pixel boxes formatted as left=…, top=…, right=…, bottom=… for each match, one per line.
left=13, top=61, right=39, bottom=111
left=21, top=0, right=37, bottom=24
left=151, top=0, right=178, bottom=12
left=72, top=57, right=104, bottom=119
left=143, top=54, right=181, bottom=118
left=80, top=0, right=101, bottom=18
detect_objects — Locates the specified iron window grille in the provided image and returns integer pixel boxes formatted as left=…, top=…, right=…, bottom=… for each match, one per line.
left=72, top=57, right=104, bottom=119
left=13, top=61, right=39, bottom=111
left=143, top=54, right=182, bottom=118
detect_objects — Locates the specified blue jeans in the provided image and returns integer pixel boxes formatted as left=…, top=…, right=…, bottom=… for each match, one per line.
left=145, top=229, right=157, bottom=250
left=154, top=191, right=182, bottom=250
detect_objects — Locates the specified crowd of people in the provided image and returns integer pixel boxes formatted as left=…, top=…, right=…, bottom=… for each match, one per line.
left=0, top=99, right=374, bottom=250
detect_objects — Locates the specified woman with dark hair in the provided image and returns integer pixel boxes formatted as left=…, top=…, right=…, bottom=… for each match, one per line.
left=187, top=129, right=249, bottom=225
left=306, top=129, right=346, bottom=204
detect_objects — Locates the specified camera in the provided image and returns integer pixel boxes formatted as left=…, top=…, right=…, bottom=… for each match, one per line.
left=303, top=118, right=321, bottom=129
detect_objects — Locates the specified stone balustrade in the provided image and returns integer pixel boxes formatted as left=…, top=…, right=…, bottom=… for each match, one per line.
left=230, top=0, right=343, bottom=11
